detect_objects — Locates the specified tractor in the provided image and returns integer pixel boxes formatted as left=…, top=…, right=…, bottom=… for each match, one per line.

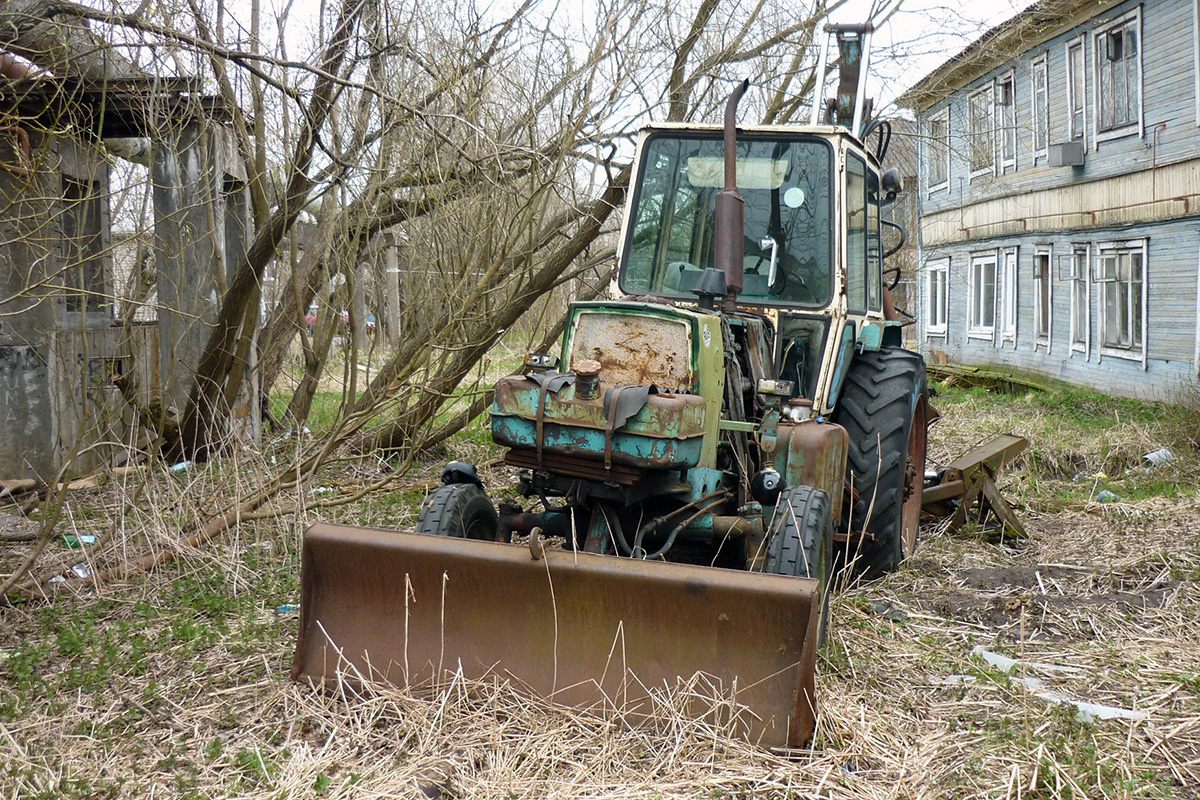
left=294, top=20, right=946, bottom=750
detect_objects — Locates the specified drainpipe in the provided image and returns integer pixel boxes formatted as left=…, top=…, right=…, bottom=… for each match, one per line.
left=103, top=137, right=152, bottom=166
left=0, top=51, right=31, bottom=80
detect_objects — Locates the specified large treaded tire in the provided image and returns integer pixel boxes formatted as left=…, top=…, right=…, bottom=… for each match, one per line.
left=765, top=485, right=833, bottom=645
left=832, top=346, right=927, bottom=578
left=416, top=484, right=499, bottom=541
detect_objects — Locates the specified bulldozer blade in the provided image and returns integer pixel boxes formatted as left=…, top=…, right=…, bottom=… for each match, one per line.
left=292, top=522, right=822, bottom=749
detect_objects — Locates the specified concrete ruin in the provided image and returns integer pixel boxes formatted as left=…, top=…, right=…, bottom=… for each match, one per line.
left=0, top=73, right=257, bottom=480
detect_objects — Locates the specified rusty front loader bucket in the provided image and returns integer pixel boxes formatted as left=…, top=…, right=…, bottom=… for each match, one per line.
left=292, top=523, right=822, bottom=749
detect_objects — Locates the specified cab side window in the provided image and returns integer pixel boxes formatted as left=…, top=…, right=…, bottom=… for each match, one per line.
left=867, top=167, right=882, bottom=312
left=846, top=154, right=867, bottom=312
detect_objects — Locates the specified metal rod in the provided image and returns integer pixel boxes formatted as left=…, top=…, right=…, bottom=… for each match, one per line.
left=810, top=29, right=831, bottom=125
left=643, top=498, right=730, bottom=560
left=851, top=27, right=874, bottom=136
left=631, top=489, right=727, bottom=554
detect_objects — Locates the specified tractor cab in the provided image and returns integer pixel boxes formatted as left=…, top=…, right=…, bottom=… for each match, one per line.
left=616, top=122, right=904, bottom=412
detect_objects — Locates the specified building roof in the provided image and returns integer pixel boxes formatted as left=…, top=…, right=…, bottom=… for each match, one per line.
left=0, top=76, right=227, bottom=138
left=896, top=0, right=1121, bottom=112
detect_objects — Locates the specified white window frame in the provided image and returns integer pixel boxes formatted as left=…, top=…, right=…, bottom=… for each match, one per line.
left=1031, top=54, right=1049, bottom=161
left=926, top=107, right=950, bottom=195
left=925, top=257, right=949, bottom=337
left=1000, top=246, right=1018, bottom=345
left=998, top=69, right=1017, bottom=173
left=1034, top=245, right=1053, bottom=353
left=1093, top=8, right=1143, bottom=145
left=1194, top=0, right=1200, bottom=126
left=968, top=250, right=998, bottom=340
left=1069, top=243, right=1091, bottom=357
left=1066, top=34, right=1088, bottom=150
left=968, top=84, right=996, bottom=180
left=1096, top=239, right=1149, bottom=366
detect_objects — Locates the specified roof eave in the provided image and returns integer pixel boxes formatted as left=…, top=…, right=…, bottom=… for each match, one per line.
left=897, top=0, right=1118, bottom=114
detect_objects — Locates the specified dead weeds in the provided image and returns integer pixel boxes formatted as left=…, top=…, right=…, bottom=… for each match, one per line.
left=1, top=381, right=1198, bottom=798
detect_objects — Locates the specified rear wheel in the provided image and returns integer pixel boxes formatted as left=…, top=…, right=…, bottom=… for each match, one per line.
left=832, top=347, right=927, bottom=578
left=765, top=485, right=833, bottom=644
left=417, top=484, right=500, bottom=541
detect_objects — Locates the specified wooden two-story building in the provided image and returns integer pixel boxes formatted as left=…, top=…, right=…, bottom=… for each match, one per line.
left=900, top=0, right=1200, bottom=400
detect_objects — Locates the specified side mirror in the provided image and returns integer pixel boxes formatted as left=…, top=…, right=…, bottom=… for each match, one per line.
left=880, top=168, right=904, bottom=205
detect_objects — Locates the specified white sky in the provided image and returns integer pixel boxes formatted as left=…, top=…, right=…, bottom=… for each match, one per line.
left=838, top=0, right=1030, bottom=114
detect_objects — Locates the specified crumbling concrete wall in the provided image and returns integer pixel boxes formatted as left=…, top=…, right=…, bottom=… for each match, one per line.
left=0, top=128, right=74, bottom=480
left=152, top=118, right=258, bottom=443
left=0, top=128, right=139, bottom=478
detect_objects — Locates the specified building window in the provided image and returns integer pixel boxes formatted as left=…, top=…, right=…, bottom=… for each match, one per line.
left=926, top=109, right=949, bottom=192
left=998, top=71, right=1016, bottom=172
left=968, top=251, right=997, bottom=337
left=968, top=84, right=995, bottom=177
left=1000, top=247, right=1018, bottom=342
left=1067, top=37, right=1087, bottom=144
left=1070, top=244, right=1090, bottom=353
left=1031, top=55, right=1049, bottom=159
left=1097, top=242, right=1146, bottom=359
left=62, top=177, right=106, bottom=313
left=1095, top=11, right=1142, bottom=137
left=925, top=258, right=949, bottom=336
left=1034, top=247, right=1052, bottom=349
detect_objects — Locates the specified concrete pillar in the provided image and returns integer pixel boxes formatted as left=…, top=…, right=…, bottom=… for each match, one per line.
left=152, top=118, right=259, bottom=443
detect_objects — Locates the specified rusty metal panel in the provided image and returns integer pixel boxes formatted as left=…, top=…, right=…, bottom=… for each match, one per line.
left=567, top=310, right=694, bottom=390
left=775, top=421, right=850, bottom=522
left=504, top=448, right=643, bottom=485
left=293, top=523, right=821, bottom=749
left=491, top=375, right=708, bottom=470
left=492, top=376, right=706, bottom=438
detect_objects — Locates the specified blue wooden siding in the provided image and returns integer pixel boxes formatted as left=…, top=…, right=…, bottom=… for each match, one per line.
left=920, top=0, right=1200, bottom=214
left=919, top=218, right=1198, bottom=399
left=912, top=0, right=1200, bottom=399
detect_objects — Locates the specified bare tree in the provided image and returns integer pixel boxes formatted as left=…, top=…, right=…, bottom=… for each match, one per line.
left=0, top=0, right=834, bottom=595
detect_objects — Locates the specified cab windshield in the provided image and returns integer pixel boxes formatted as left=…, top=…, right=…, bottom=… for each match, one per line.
left=620, top=133, right=834, bottom=307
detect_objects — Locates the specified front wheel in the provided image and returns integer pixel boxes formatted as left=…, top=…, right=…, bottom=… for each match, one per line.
left=417, top=483, right=500, bottom=541
left=765, top=485, right=833, bottom=644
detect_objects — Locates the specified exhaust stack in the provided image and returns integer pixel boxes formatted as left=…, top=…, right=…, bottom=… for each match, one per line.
left=715, top=79, right=750, bottom=310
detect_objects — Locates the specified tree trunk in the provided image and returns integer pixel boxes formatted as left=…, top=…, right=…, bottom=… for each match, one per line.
left=174, top=0, right=361, bottom=459
left=363, top=168, right=629, bottom=452
left=0, top=0, right=150, bottom=80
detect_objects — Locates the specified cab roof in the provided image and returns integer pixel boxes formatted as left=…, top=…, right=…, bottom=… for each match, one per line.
left=637, top=122, right=879, bottom=166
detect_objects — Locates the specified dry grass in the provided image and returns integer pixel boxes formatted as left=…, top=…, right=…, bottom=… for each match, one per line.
left=1, top=382, right=1198, bottom=798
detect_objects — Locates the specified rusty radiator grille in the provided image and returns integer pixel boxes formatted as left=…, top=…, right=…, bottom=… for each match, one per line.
left=504, top=448, right=643, bottom=486
left=567, top=311, right=693, bottom=391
